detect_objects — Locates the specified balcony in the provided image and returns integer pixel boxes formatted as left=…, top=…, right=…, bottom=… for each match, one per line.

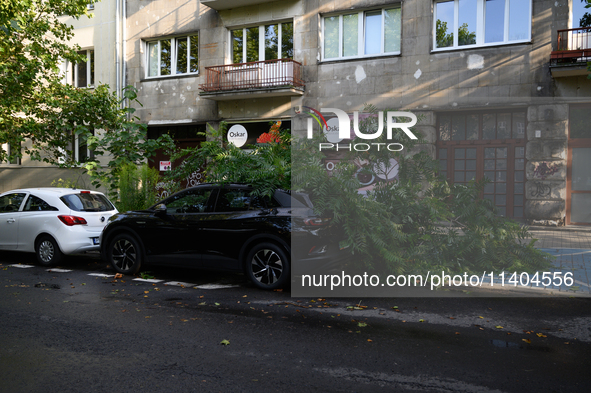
left=201, top=0, right=277, bottom=11
left=199, top=58, right=305, bottom=101
left=550, top=27, right=591, bottom=77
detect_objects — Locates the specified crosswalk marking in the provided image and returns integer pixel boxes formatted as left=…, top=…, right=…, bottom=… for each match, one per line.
left=4, top=265, right=240, bottom=289
left=195, top=284, right=240, bottom=289
left=88, top=273, right=115, bottom=278
left=132, top=278, right=163, bottom=283
left=164, top=281, right=196, bottom=287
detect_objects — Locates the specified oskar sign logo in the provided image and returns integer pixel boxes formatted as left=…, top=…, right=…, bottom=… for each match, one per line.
left=299, top=107, right=418, bottom=151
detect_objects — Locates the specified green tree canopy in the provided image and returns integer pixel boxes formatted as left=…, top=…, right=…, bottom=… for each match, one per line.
left=0, top=0, right=172, bottom=195
left=581, top=0, right=591, bottom=27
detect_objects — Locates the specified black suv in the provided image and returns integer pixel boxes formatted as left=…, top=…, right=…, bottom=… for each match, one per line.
left=100, top=184, right=344, bottom=289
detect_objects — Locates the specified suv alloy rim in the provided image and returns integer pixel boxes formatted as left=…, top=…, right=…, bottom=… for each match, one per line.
left=112, top=239, right=137, bottom=271
left=251, top=249, right=283, bottom=285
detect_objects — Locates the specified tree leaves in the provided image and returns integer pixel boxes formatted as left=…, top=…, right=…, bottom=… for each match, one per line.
left=1, top=1, right=173, bottom=198
left=292, top=105, right=552, bottom=276
left=166, top=121, right=291, bottom=199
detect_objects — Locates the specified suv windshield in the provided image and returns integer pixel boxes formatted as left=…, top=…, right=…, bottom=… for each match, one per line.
left=60, top=193, right=115, bottom=212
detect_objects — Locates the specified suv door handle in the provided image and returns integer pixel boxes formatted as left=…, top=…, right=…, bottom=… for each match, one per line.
left=6, top=218, right=15, bottom=223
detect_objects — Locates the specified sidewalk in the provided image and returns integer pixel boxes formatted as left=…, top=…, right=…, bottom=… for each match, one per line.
left=527, top=226, right=591, bottom=296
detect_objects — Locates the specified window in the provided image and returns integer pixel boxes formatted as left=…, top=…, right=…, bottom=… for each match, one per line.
left=322, top=7, right=401, bottom=60
left=433, top=0, right=531, bottom=50
left=437, top=110, right=527, bottom=218
left=570, top=105, right=591, bottom=139
left=147, top=34, right=199, bottom=78
left=231, top=22, right=293, bottom=63
left=57, top=129, right=94, bottom=165
left=215, top=189, right=266, bottom=212
left=65, top=129, right=94, bottom=163
left=23, top=195, right=58, bottom=212
left=2, top=143, right=20, bottom=165
left=71, top=49, right=94, bottom=88
left=0, top=193, right=26, bottom=213
left=568, top=104, right=591, bottom=224
left=163, top=189, right=213, bottom=214
left=75, top=128, right=94, bottom=163
left=60, top=193, right=115, bottom=212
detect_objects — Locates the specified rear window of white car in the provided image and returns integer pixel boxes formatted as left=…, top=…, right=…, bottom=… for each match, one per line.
left=60, top=193, right=115, bottom=212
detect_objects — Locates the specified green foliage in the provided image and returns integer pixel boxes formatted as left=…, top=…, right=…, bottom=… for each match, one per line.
left=582, top=0, right=591, bottom=27
left=51, top=174, right=87, bottom=189
left=0, top=1, right=173, bottom=196
left=293, top=105, right=552, bottom=276
left=115, top=163, right=160, bottom=212
left=166, top=122, right=291, bottom=199
left=436, top=20, right=476, bottom=47
left=436, top=20, right=453, bottom=48
left=83, top=86, right=175, bottom=200
left=1, top=0, right=92, bottom=163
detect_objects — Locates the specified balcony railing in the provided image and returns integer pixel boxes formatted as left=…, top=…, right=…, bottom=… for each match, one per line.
left=201, top=0, right=277, bottom=11
left=550, top=27, right=591, bottom=66
left=199, top=59, right=304, bottom=94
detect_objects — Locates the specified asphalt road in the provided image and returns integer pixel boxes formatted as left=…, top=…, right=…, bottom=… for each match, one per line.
left=1, top=251, right=590, bottom=393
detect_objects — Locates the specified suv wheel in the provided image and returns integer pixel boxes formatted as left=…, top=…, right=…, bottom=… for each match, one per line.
left=107, top=233, right=143, bottom=275
left=246, top=242, right=290, bottom=290
left=36, top=235, right=63, bottom=266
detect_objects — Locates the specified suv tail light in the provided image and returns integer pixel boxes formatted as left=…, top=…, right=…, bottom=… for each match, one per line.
left=58, top=215, right=88, bottom=226
left=303, top=217, right=331, bottom=226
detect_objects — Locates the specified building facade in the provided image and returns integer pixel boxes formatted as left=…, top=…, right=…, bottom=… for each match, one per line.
left=4, top=0, right=587, bottom=224
left=125, top=0, right=590, bottom=225
left=0, top=1, right=123, bottom=192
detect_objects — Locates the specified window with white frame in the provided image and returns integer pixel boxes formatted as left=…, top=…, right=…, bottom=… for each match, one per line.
left=433, top=0, right=531, bottom=50
left=57, top=130, right=94, bottom=165
left=230, top=21, right=293, bottom=63
left=147, top=34, right=199, bottom=78
left=70, top=49, right=94, bottom=88
left=75, top=129, right=94, bottom=163
left=322, top=7, right=401, bottom=60
left=2, top=143, right=20, bottom=165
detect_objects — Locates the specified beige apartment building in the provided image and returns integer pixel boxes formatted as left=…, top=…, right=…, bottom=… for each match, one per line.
left=0, top=1, right=123, bottom=192
left=3, top=0, right=589, bottom=225
left=125, top=0, right=591, bottom=225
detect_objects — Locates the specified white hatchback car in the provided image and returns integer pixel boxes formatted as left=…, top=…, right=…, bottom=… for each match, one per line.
left=0, top=188, right=118, bottom=266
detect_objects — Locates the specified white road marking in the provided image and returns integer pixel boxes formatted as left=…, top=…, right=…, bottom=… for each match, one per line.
left=194, top=284, right=240, bottom=289
left=88, top=273, right=115, bottom=278
left=47, top=268, right=72, bottom=273
left=132, top=278, right=163, bottom=283
left=9, top=264, right=35, bottom=268
left=164, top=281, right=196, bottom=287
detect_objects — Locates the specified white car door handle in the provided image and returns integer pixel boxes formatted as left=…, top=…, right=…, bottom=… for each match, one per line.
left=6, top=218, right=15, bottom=223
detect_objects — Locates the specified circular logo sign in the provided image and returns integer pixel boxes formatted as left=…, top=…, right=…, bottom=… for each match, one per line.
left=227, top=124, right=248, bottom=147
left=323, top=117, right=343, bottom=143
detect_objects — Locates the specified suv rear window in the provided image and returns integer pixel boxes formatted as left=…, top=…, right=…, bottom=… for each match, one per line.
left=273, top=190, right=312, bottom=208
left=60, top=193, right=115, bottom=212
